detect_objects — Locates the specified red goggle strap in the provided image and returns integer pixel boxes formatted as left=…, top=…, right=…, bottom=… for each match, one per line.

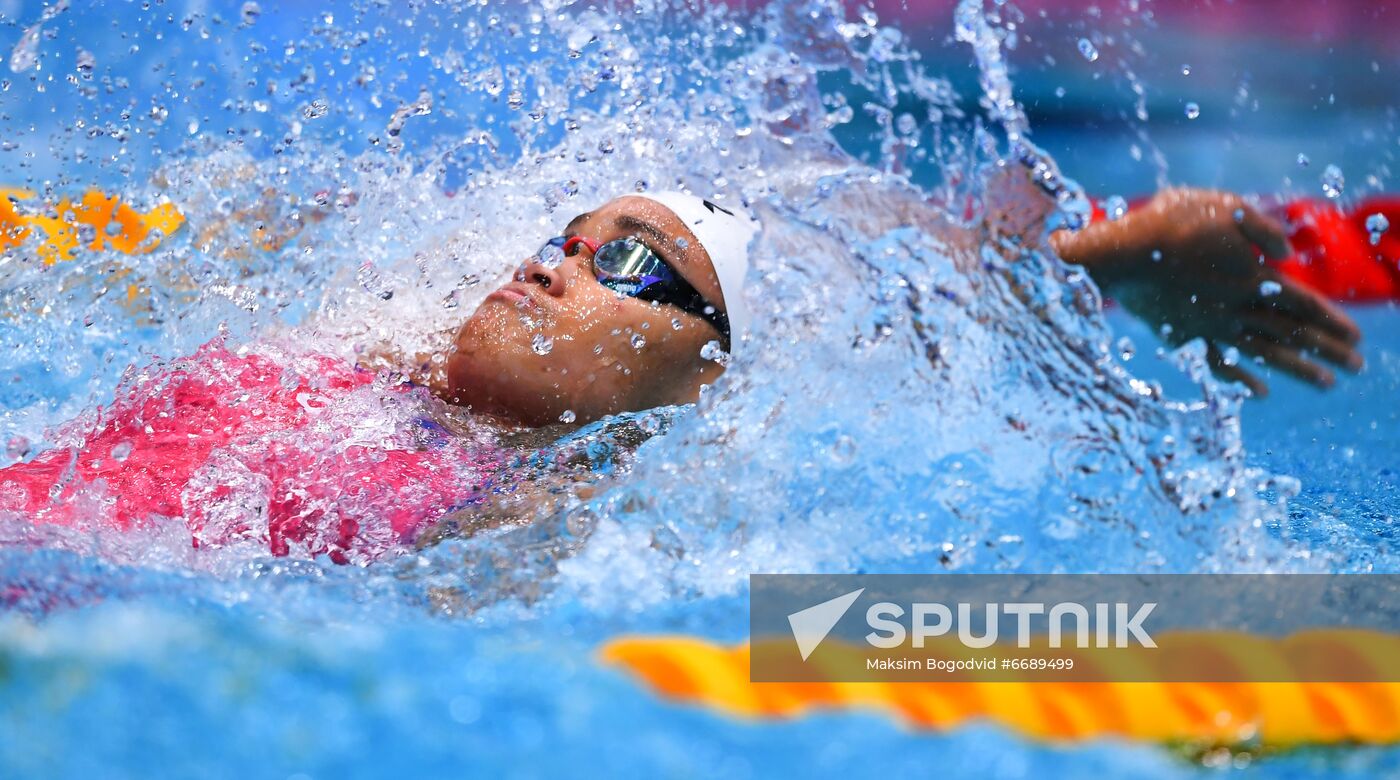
left=561, top=235, right=600, bottom=256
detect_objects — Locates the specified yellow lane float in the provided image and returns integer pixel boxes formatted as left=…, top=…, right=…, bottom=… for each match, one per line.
left=0, top=187, right=184, bottom=264
left=601, top=636, right=1400, bottom=748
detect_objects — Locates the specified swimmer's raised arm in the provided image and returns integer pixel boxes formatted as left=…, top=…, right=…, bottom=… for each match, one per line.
left=1052, top=187, right=1363, bottom=397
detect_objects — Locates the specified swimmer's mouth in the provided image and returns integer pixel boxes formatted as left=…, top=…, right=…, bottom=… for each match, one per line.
left=485, top=282, right=539, bottom=308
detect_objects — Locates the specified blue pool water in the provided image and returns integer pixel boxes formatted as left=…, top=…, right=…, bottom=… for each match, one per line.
left=1, top=0, right=1398, bottom=777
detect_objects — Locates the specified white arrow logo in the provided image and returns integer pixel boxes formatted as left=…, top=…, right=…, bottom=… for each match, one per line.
left=787, top=588, right=865, bottom=661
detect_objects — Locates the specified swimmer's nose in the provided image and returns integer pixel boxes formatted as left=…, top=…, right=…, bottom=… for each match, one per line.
left=516, top=259, right=566, bottom=297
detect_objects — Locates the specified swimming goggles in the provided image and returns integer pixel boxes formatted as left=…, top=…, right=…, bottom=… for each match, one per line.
left=534, top=234, right=730, bottom=339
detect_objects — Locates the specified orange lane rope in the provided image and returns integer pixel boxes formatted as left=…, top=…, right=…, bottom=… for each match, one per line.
left=0, top=187, right=184, bottom=264
left=600, top=636, right=1400, bottom=747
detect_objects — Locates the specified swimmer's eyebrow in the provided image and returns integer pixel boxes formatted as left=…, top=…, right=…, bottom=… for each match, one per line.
left=563, top=211, right=592, bottom=236
left=614, top=214, right=677, bottom=256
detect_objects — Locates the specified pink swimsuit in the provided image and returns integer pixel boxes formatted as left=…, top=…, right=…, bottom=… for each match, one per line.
left=0, top=340, right=508, bottom=564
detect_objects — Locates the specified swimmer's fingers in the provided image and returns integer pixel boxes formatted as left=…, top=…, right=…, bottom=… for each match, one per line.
left=1233, top=202, right=1293, bottom=261
left=1207, top=342, right=1268, bottom=398
left=1254, top=274, right=1362, bottom=346
left=1235, top=334, right=1337, bottom=389
left=1241, top=311, right=1364, bottom=372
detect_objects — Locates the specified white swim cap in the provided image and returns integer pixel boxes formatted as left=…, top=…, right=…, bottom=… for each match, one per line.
left=637, top=191, right=758, bottom=348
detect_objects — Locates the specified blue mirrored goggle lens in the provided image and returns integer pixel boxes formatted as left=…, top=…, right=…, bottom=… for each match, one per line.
left=534, top=236, right=568, bottom=268
left=593, top=238, right=675, bottom=295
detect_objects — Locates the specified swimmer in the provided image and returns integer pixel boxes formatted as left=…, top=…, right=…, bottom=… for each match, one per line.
left=0, top=182, right=1369, bottom=560
left=436, top=186, right=1363, bottom=428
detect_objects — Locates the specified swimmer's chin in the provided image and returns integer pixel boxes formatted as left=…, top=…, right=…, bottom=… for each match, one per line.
left=439, top=337, right=547, bottom=423
left=436, top=370, right=573, bottom=427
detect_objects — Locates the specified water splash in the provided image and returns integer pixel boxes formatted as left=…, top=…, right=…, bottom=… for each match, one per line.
left=954, top=0, right=1091, bottom=231
left=7, top=0, right=69, bottom=74
left=0, top=0, right=1309, bottom=620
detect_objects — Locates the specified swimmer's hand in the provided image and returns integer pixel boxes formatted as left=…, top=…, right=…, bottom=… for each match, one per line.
left=1053, top=187, right=1363, bottom=397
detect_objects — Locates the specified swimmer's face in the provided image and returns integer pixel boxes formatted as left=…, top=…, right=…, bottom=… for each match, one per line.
left=443, top=196, right=729, bottom=426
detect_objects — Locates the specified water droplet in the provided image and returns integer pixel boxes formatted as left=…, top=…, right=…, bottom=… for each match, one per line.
left=1184, top=102, right=1200, bottom=119
left=506, top=90, right=524, bottom=110
left=531, top=334, right=554, bottom=355
left=1366, top=213, right=1390, bottom=245
left=699, top=340, right=730, bottom=366
left=1296, top=153, right=1310, bottom=168
left=1181, top=64, right=1191, bottom=76
left=827, top=433, right=857, bottom=464
left=110, top=441, right=134, bottom=462
left=1321, top=164, right=1345, bottom=199
left=240, top=1, right=261, bottom=26
left=671, top=317, right=683, bottom=330
left=675, top=237, right=689, bottom=250
left=1116, top=337, right=1135, bottom=362
left=558, top=410, right=576, bottom=424
left=565, top=27, right=596, bottom=55
left=649, top=524, right=685, bottom=559
left=1104, top=195, right=1127, bottom=221
left=8, top=24, right=42, bottom=74
left=1259, top=280, right=1283, bottom=297
left=1077, top=38, right=1099, bottom=63
left=1150, top=249, right=1163, bottom=262
left=75, top=48, right=95, bottom=77
left=302, top=98, right=329, bottom=119
left=630, top=333, right=646, bottom=350
left=5, top=436, right=30, bottom=461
